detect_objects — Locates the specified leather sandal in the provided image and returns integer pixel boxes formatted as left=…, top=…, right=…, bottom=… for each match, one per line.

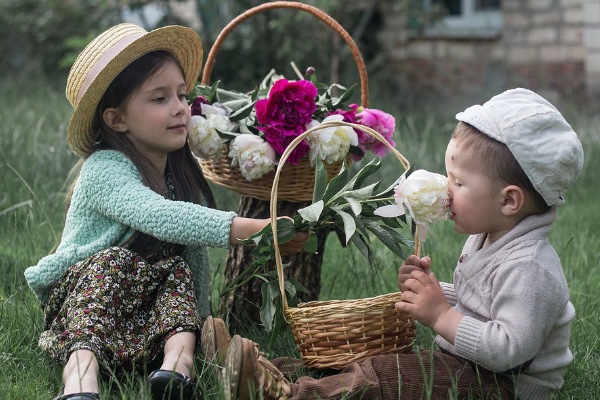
left=147, top=369, right=196, bottom=400
left=223, top=335, right=291, bottom=400
left=200, top=316, right=231, bottom=367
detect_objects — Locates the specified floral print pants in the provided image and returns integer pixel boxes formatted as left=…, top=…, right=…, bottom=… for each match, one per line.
left=39, top=247, right=203, bottom=369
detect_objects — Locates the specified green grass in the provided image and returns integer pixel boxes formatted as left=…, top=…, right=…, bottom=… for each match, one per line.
left=1, top=76, right=599, bottom=399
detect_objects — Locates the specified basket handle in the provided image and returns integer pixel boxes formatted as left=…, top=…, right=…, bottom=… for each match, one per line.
left=200, top=1, right=369, bottom=108
left=270, top=121, right=416, bottom=311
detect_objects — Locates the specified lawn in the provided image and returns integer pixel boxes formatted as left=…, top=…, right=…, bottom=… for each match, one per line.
left=1, top=76, right=598, bottom=399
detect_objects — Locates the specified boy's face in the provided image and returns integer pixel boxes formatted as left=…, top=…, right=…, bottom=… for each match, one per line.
left=445, top=138, right=514, bottom=243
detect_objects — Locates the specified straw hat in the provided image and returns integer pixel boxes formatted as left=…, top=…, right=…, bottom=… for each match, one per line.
left=66, top=23, right=203, bottom=157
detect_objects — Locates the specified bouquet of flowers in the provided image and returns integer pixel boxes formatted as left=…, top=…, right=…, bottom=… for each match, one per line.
left=186, top=68, right=396, bottom=181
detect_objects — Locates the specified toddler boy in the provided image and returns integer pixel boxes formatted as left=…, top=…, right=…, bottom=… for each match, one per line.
left=222, top=88, right=584, bottom=400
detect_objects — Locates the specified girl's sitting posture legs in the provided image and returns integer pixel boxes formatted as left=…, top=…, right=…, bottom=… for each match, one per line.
left=63, top=349, right=99, bottom=396
left=161, top=331, right=196, bottom=379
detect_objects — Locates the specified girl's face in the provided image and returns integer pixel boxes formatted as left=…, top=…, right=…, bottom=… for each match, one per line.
left=118, top=61, right=190, bottom=167
left=445, top=138, right=512, bottom=244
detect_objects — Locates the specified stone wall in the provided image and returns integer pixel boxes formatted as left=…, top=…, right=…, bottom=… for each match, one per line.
left=502, top=0, right=585, bottom=97
left=378, top=0, right=595, bottom=103
left=583, top=0, right=600, bottom=96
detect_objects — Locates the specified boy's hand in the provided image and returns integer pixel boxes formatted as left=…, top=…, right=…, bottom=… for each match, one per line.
left=395, top=271, right=462, bottom=344
left=398, top=255, right=431, bottom=292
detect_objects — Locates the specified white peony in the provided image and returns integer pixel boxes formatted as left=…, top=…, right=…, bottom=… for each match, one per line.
left=374, top=169, right=449, bottom=241
left=188, top=114, right=229, bottom=159
left=229, top=134, right=277, bottom=180
left=201, top=102, right=230, bottom=117
left=305, top=115, right=358, bottom=166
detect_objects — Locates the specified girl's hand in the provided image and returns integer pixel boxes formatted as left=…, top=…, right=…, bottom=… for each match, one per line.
left=278, top=229, right=310, bottom=256
left=398, top=255, right=431, bottom=292
left=395, top=271, right=462, bottom=344
left=229, top=217, right=309, bottom=255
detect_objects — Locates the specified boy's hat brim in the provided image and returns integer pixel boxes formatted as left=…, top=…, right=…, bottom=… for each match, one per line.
left=456, top=88, right=584, bottom=206
left=66, top=23, right=203, bottom=157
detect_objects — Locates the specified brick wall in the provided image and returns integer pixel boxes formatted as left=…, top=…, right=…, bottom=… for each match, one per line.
left=583, top=0, right=600, bottom=97
left=378, top=0, right=594, bottom=103
left=502, top=0, right=585, bottom=97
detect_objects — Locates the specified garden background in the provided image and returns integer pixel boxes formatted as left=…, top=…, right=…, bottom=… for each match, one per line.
left=1, top=0, right=598, bottom=398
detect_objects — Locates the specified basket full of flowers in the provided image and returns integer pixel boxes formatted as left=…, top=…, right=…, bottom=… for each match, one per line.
left=187, top=1, right=396, bottom=202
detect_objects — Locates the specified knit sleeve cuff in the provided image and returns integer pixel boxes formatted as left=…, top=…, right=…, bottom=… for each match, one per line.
left=440, top=282, right=457, bottom=306
left=454, top=316, right=484, bottom=361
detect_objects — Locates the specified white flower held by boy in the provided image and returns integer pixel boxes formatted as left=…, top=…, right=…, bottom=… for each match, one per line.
left=374, top=169, right=449, bottom=241
left=229, top=134, right=277, bottom=180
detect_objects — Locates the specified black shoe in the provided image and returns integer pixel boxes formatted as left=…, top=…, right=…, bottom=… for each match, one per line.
left=52, top=387, right=100, bottom=400
left=147, top=369, right=196, bottom=400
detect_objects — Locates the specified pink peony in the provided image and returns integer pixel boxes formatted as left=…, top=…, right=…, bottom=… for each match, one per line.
left=263, top=125, right=310, bottom=165
left=255, top=79, right=317, bottom=164
left=356, top=109, right=396, bottom=157
left=190, top=95, right=210, bottom=116
left=255, top=79, right=317, bottom=128
left=326, top=103, right=358, bottom=123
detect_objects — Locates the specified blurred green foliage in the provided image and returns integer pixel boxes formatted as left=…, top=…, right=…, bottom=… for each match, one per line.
left=0, top=0, right=119, bottom=76
left=0, top=0, right=442, bottom=108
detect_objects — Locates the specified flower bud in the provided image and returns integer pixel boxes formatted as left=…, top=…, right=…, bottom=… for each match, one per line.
left=305, top=67, right=316, bottom=76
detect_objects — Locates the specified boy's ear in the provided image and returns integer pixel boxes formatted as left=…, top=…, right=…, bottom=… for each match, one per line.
left=500, top=185, right=525, bottom=216
left=103, top=108, right=128, bottom=133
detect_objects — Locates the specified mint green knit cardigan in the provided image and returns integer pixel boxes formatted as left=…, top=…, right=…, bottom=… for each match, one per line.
left=24, top=150, right=236, bottom=317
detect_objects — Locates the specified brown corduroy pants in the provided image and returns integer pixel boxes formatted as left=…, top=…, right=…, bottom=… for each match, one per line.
left=272, top=350, right=516, bottom=400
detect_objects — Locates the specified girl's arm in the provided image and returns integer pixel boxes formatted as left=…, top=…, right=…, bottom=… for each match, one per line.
left=230, top=217, right=309, bottom=255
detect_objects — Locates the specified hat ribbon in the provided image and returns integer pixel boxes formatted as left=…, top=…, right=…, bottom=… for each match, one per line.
left=76, top=33, right=145, bottom=105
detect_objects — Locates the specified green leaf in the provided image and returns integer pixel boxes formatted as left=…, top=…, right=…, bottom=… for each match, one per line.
left=332, top=83, right=357, bottom=108
left=373, top=173, right=407, bottom=198
left=344, top=196, right=362, bottom=216
left=348, top=232, right=372, bottom=263
left=214, top=129, right=239, bottom=142
left=287, top=277, right=309, bottom=294
left=380, top=224, right=415, bottom=248
left=323, top=161, right=350, bottom=203
left=354, top=158, right=382, bottom=188
left=260, top=282, right=278, bottom=332
left=343, top=182, right=379, bottom=201
left=331, top=206, right=356, bottom=245
left=312, top=157, right=328, bottom=203
left=228, top=100, right=256, bottom=122
left=208, top=81, right=220, bottom=102
left=284, top=280, right=297, bottom=299
left=381, top=216, right=403, bottom=229
left=352, top=213, right=370, bottom=238
left=220, top=98, right=251, bottom=111
left=275, top=218, right=299, bottom=244
left=364, top=220, right=407, bottom=258
left=302, top=232, right=318, bottom=253
left=298, top=200, right=324, bottom=222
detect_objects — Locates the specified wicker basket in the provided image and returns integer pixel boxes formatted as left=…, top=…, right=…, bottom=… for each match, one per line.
left=270, top=121, right=417, bottom=370
left=199, top=1, right=369, bottom=202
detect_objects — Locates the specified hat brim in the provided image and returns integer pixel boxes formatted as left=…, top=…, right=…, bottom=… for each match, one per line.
left=67, top=25, right=203, bottom=157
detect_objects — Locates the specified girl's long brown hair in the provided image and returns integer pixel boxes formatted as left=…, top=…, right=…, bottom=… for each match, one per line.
left=65, top=51, right=216, bottom=260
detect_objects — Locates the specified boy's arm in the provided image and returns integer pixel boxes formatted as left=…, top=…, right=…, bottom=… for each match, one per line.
left=396, top=271, right=463, bottom=344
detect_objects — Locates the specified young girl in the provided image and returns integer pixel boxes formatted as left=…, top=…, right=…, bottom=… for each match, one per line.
left=24, top=23, right=307, bottom=400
